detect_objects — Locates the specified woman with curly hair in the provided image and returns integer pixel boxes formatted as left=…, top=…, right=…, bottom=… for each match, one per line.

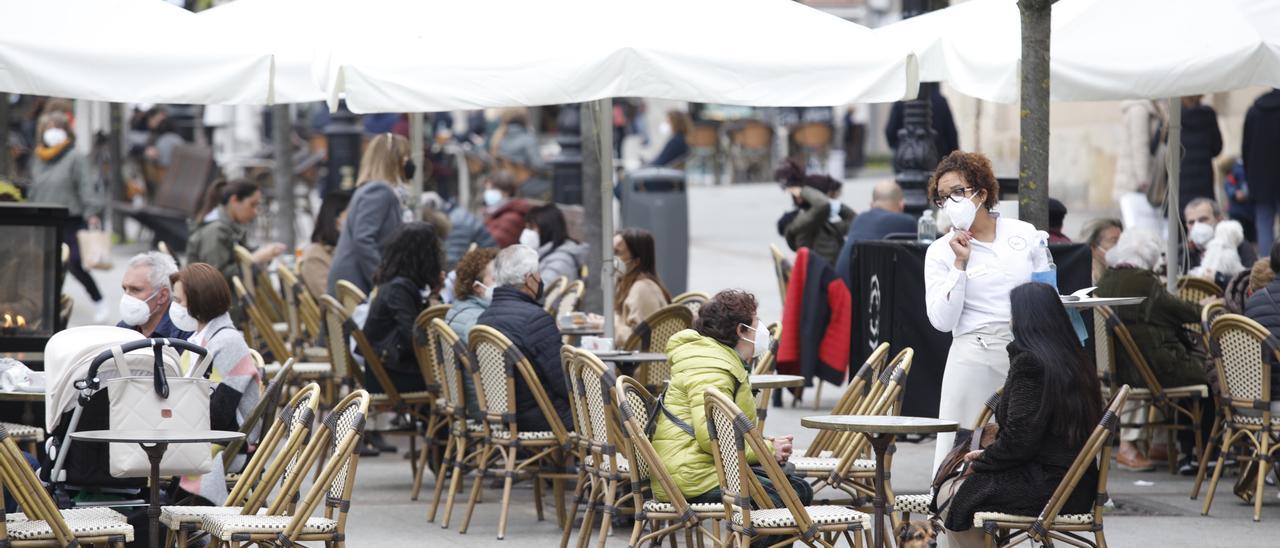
left=361, top=222, right=444, bottom=394
left=650, top=289, right=809, bottom=547
left=446, top=247, right=499, bottom=419
left=923, top=151, right=1052, bottom=472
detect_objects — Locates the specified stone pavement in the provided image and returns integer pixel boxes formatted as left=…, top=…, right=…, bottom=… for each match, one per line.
left=59, top=180, right=1280, bottom=545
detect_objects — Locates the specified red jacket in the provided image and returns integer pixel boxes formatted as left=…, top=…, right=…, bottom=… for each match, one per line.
left=485, top=198, right=530, bottom=247
left=777, top=247, right=852, bottom=385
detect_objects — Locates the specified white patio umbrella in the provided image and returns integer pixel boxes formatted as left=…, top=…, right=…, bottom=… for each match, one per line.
left=193, top=0, right=327, bottom=104
left=0, top=0, right=278, bottom=104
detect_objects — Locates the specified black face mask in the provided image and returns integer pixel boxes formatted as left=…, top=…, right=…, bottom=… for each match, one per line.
left=529, top=276, right=545, bottom=302
left=403, top=158, right=416, bottom=181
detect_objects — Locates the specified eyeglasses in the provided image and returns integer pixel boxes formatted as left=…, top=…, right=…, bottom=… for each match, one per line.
left=933, top=187, right=977, bottom=208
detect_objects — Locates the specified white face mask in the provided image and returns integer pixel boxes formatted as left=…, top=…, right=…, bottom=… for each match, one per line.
left=42, top=127, right=68, bottom=148
left=473, top=281, right=494, bottom=303
left=740, top=322, right=770, bottom=359
left=943, top=193, right=980, bottom=232
left=119, top=291, right=159, bottom=327
left=168, top=302, right=199, bottom=332
left=519, top=228, right=540, bottom=249
left=1189, top=222, right=1214, bottom=247
left=483, top=189, right=504, bottom=207
left=613, top=256, right=627, bottom=275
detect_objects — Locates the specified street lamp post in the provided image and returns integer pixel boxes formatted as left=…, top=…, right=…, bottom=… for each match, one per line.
left=324, top=101, right=362, bottom=196
left=892, top=0, right=946, bottom=215
left=551, top=104, right=584, bottom=205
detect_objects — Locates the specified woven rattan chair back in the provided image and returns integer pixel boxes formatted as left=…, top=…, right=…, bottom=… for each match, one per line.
left=829, top=348, right=913, bottom=460
left=1209, top=314, right=1276, bottom=415
left=222, top=358, right=295, bottom=468
left=428, top=319, right=471, bottom=416
left=624, top=304, right=695, bottom=388
left=1201, top=299, right=1226, bottom=347
left=1093, top=306, right=1118, bottom=391
left=233, top=245, right=257, bottom=301
left=0, top=427, right=78, bottom=545
left=1177, top=276, right=1222, bottom=304
left=275, top=390, right=371, bottom=542
left=335, top=280, right=368, bottom=314
left=803, top=342, right=889, bottom=458
left=672, top=291, right=710, bottom=316
left=320, top=293, right=408, bottom=402
left=706, top=388, right=823, bottom=539
left=562, top=346, right=591, bottom=449
left=412, top=305, right=451, bottom=396
left=543, top=276, right=570, bottom=313
left=234, top=245, right=284, bottom=322
left=468, top=325, right=570, bottom=442
left=557, top=280, right=586, bottom=316
left=614, top=375, right=702, bottom=533
left=234, top=383, right=321, bottom=513
left=769, top=244, right=791, bottom=306
left=234, top=276, right=292, bottom=363
left=277, top=265, right=321, bottom=345
left=578, top=351, right=622, bottom=460
left=318, top=294, right=354, bottom=382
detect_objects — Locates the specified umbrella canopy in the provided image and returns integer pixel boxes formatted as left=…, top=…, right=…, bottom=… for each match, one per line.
left=0, top=0, right=276, bottom=104
left=874, top=0, right=1280, bottom=103
left=315, top=0, right=920, bottom=113
left=194, top=0, right=327, bottom=104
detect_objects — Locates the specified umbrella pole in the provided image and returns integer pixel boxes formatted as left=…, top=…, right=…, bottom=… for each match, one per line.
left=589, top=99, right=617, bottom=340
left=1165, top=98, right=1182, bottom=293
left=410, top=112, right=425, bottom=207
left=271, top=104, right=296, bottom=252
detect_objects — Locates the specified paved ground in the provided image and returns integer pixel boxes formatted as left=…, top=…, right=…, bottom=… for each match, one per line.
left=59, top=180, right=1280, bottom=546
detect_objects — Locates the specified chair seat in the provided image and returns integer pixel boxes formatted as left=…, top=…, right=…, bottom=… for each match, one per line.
left=585, top=454, right=629, bottom=472
left=302, top=346, right=330, bottom=362
left=160, top=505, right=257, bottom=529
left=202, top=514, right=337, bottom=539
left=265, top=361, right=332, bottom=377
left=6, top=516, right=134, bottom=541
left=642, top=500, right=723, bottom=515
left=0, top=421, right=45, bottom=442
left=492, top=429, right=558, bottom=440
left=272, top=322, right=289, bottom=334
left=894, top=494, right=932, bottom=515
left=790, top=456, right=875, bottom=473
left=370, top=390, right=435, bottom=404
left=732, top=506, right=870, bottom=529
left=973, top=512, right=1094, bottom=528
left=8, top=507, right=127, bottom=523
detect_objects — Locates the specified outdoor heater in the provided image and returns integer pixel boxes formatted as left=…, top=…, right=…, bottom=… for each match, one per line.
left=0, top=203, right=66, bottom=355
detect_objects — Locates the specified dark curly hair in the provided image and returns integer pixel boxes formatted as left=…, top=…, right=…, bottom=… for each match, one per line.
left=928, top=151, right=1000, bottom=210
left=454, top=247, right=499, bottom=300
left=373, top=222, right=444, bottom=291
left=775, top=160, right=841, bottom=195
left=694, top=289, right=758, bottom=348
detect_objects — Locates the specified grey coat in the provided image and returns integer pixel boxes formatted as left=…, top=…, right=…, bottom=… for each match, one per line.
left=29, top=149, right=103, bottom=218
left=444, top=206, right=497, bottom=269
left=538, top=240, right=589, bottom=286
left=327, top=181, right=403, bottom=295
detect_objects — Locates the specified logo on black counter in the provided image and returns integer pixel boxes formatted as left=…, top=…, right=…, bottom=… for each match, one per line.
left=868, top=275, right=881, bottom=350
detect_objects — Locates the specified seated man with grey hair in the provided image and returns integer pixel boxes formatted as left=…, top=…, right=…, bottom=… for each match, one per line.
left=474, top=245, right=574, bottom=431
left=116, top=251, right=191, bottom=339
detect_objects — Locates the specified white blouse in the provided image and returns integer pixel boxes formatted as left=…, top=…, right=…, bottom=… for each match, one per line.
left=924, top=216, right=1049, bottom=336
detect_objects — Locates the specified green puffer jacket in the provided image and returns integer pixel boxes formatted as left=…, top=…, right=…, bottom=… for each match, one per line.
left=186, top=206, right=249, bottom=286
left=651, top=329, right=772, bottom=502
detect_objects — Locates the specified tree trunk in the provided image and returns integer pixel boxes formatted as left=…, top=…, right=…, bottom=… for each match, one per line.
left=1018, top=0, right=1053, bottom=230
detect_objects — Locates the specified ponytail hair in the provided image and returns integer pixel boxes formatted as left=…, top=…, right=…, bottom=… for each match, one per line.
left=196, top=178, right=259, bottom=221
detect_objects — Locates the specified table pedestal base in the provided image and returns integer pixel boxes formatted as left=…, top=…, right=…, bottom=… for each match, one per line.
left=142, top=443, right=169, bottom=548
left=867, top=434, right=895, bottom=548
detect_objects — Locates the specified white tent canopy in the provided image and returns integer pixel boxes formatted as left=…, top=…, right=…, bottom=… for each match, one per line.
left=874, top=0, right=1280, bottom=104
left=0, top=0, right=283, bottom=104
left=314, top=0, right=920, bottom=113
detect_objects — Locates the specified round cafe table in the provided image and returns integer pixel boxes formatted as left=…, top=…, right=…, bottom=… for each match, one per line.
left=589, top=351, right=666, bottom=366
left=1060, top=296, right=1145, bottom=309
left=748, top=374, right=804, bottom=430
left=801, top=416, right=957, bottom=548
left=70, top=429, right=244, bottom=548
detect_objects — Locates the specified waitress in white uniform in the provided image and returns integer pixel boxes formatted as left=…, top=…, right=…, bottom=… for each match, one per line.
left=924, top=151, right=1049, bottom=471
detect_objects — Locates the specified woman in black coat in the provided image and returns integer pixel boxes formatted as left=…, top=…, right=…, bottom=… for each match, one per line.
left=941, top=283, right=1104, bottom=547
left=361, top=221, right=444, bottom=394
left=1178, top=95, right=1224, bottom=212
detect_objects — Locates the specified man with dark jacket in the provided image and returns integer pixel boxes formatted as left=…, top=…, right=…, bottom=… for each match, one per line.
left=834, top=180, right=915, bottom=284
left=475, top=245, right=574, bottom=431
left=1245, top=89, right=1280, bottom=251
left=1242, top=242, right=1280, bottom=396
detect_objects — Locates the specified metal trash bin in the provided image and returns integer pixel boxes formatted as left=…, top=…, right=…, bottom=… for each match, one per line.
left=619, top=167, right=688, bottom=295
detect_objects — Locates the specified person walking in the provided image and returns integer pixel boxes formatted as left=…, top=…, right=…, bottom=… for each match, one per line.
left=327, top=133, right=412, bottom=295
left=1244, top=89, right=1280, bottom=250
left=1178, top=95, right=1223, bottom=212
left=924, top=151, right=1050, bottom=472
left=28, top=111, right=109, bottom=321
left=775, top=161, right=854, bottom=265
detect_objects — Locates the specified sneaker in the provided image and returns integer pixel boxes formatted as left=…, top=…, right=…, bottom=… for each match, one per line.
left=93, top=300, right=110, bottom=323
left=1177, top=458, right=1199, bottom=476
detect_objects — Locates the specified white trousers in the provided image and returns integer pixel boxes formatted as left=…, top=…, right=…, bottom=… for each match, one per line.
left=932, top=323, right=1013, bottom=474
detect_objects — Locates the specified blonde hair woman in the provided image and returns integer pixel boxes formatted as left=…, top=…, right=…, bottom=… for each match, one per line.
left=326, top=133, right=414, bottom=294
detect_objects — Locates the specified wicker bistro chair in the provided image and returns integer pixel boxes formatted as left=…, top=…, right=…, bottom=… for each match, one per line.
left=1095, top=305, right=1208, bottom=474
left=792, top=349, right=914, bottom=509
left=233, top=245, right=286, bottom=324
left=977, top=386, right=1131, bottom=548
left=672, top=291, right=710, bottom=317
left=407, top=306, right=451, bottom=501
left=798, top=343, right=890, bottom=459
left=622, top=304, right=695, bottom=392
left=703, top=388, right=871, bottom=548
left=1200, top=314, right=1280, bottom=521
left=0, top=426, right=133, bottom=547
left=426, top=319, right=490, bottom=528
left=334, top=280, right=368, bottom=315
left=769, top=244, right=791, bottom=308
left=0, top=422, right=44, bottom=456
left=568, top=350, right=635, bottom=548
left=543, top=276, right=571, bottom=314
left=161, top=383, right=321, bottom=546
left=461, top=326, right=573, bottom=540
left=201, top=390, right=372, bottom=547
left=223, top=358, right=296, bottom=470
left=1177, top=275, right=1223, bottom=305
left=235, top=277, right=333, bottom=395
left=615, top=375, right=727, bottom=548
left=559, top=346, right=593, bottom=548
left=276, top=264, right=325, bottom=358
left=895, top=390, right=1002, bottom=524
left=557, top=280, right=587, bottom=316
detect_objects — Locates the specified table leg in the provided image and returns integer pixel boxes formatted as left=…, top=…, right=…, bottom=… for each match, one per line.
left=141, top=443, right=169, bottom=548
left=757, top=388, right=773, bottom=431
left=867, top=433, right=895, bottom=548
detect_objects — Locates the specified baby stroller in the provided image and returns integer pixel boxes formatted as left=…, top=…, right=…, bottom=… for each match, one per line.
left=41, top=326, right=208, bottom=507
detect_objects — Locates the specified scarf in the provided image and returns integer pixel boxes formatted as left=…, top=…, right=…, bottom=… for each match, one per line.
left=34, top=137, right=74, bottom=163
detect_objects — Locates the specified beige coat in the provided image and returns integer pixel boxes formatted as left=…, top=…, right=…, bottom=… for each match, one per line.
left=1113, top=100, right=1163, bottom=197
left=614, top=278, right=669, bottom=346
